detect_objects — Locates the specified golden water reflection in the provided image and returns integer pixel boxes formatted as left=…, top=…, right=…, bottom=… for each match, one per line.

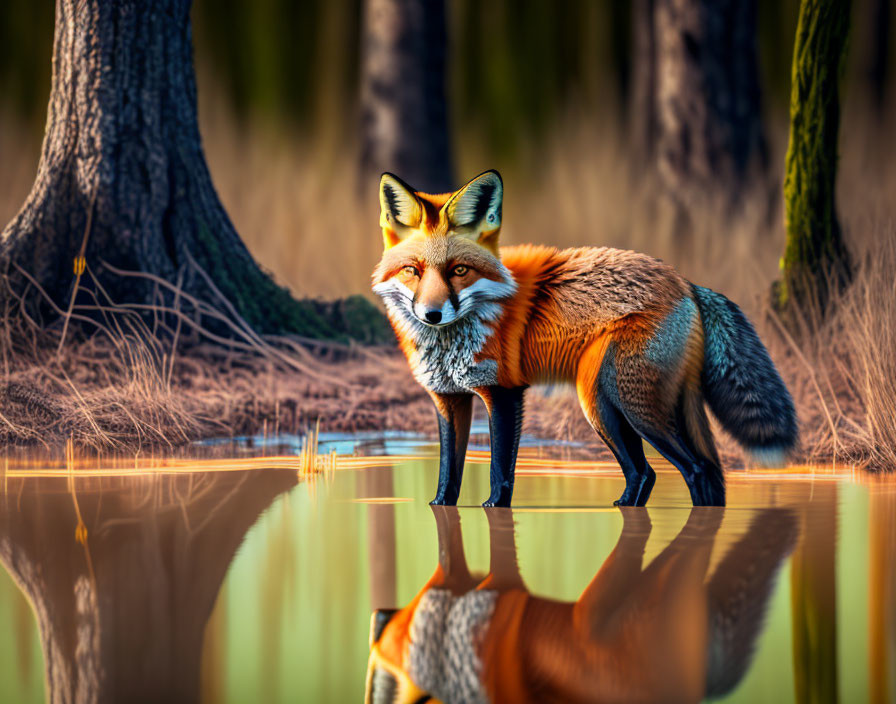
left=0, top=453, right=892, bottom=703
left=0, top=469, right=298, bottom=703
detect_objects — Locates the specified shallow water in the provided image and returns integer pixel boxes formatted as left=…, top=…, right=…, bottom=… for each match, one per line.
left=0, top=446, right=893, bottom=703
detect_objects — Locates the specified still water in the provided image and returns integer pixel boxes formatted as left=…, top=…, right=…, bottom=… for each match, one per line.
left=0, top=442, right=893, bottom=703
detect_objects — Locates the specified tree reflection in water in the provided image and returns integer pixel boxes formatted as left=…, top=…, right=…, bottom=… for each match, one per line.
left=367, top=505, right=798, bottom=704
left=0, top=469, right=298, bottom=704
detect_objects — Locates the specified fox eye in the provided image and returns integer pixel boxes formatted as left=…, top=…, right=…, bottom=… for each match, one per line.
left=451, top=265, right=469, bottom=277
left=402, top=265, right=419, bottom=277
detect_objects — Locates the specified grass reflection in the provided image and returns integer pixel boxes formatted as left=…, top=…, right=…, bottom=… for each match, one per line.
left=0, top=469, right=298, bottom=702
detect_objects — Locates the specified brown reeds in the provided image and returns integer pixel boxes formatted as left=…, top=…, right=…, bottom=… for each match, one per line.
left=0, top=251, right=434, bottom=454
left=770, top=232, right=896, bottom=470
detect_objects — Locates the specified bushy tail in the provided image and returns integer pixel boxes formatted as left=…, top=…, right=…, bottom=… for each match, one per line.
left=692, top=285, right=797, bottom=464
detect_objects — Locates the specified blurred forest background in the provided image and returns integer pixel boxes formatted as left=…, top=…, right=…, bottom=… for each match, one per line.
left=1, top=0, right=892, bottom=306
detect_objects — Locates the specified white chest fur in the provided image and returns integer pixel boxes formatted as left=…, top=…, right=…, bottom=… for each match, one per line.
left=409, top=316, right=499, bottom=393
left=373, top=274, right=516, bottom=394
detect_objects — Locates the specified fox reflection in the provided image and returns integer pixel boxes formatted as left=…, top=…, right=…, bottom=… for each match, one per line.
left=366, top=506, right=797, bottom=704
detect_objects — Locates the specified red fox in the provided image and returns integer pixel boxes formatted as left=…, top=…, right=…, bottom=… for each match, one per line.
left=372, top=170, right=797, bottom=507
left=365, top=506, right=798, bottom=703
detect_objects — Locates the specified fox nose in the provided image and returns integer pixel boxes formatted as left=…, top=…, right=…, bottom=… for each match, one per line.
left=424, top=310, right=442, bottom=324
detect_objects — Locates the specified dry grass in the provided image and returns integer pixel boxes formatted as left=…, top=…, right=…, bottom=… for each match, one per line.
left=0, top=307, right=434, bottom=455
left=0, top=280, right=605, bottom=459
left=1, top=98, right=895, bottom=470
left=772, top=233, right=896, bottom=470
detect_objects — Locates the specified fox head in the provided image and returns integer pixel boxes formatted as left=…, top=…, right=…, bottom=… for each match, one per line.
left=371, top=170, right=516, bottom=331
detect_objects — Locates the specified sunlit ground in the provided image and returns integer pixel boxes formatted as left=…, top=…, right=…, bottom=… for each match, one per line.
left=0, top=439, right=893, bottom=703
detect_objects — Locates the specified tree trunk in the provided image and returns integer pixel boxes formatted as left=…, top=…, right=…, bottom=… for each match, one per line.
left=359, top=0, right=455, bottom=193
left=630, top=0, right=659, bottom=170
left=0, top=0, right=386, bottom=343
left=633, top=0, right=769, bottom=214
left=778, top=0, right=852, bottom=314
left=865, top=0, right=891, bottom=117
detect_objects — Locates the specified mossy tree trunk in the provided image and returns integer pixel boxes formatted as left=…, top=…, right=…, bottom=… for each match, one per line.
left=779, top=0, right=852, bottom=314
left=359, top=0, right=455, bottom=193
left=0, top=0, right=387, bottom=343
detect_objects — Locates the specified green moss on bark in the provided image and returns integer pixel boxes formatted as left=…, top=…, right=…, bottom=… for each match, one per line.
left=779, top=0, right=852, bottom=313
left=193, top=221, right=391, bottom=343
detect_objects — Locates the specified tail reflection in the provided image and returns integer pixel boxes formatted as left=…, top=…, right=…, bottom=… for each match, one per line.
left=367, top=506, right=798, bottom=704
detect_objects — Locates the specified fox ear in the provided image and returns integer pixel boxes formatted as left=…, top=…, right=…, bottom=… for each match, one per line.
left=443, top=170, right=503, bottom=254
left=379, top=173, right=423, bottom=249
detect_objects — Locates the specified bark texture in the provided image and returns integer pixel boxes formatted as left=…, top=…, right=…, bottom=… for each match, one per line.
left=779, top=0, right=852, bottom=313
left=632, top=0, right=768, bottom=211
left=0, top=471, right=297, bottom=704
left=0, top=0, right=387, bottom=342
left=360, top=0, right=455, bottom=193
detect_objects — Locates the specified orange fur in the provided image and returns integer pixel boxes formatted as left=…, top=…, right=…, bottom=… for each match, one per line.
left=475, top=245, right=688, bottom=388
left=574, top=332, right=614, bottom=435
left=376, top=242, right=692, bottom=386
left=372, top=171, right=740, bottom=509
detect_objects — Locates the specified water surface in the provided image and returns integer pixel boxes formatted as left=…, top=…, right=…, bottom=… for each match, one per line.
left=0, top=447, right=893, bottom=702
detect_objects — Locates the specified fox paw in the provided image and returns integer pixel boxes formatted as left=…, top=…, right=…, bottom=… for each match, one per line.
left=615, top=472, right=656, bottom=507
left=614, top=486, right=641, bottom=506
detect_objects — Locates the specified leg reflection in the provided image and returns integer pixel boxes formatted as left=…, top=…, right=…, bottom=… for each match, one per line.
left=367, top=505, right=797, bottom=704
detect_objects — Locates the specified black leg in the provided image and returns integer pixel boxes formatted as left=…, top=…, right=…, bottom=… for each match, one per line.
left=594, top=396, right=656, bottom=507
left=631, top=424, right=725, bottom=507
left=430, top=393, right=474, bottom=506
left=479, top=386, right=526, bottom=508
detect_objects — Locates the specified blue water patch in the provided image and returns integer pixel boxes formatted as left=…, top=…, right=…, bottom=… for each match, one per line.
left=194, top=421, right=585, bottom=457
left=194, top=429, right=431, bottom=456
